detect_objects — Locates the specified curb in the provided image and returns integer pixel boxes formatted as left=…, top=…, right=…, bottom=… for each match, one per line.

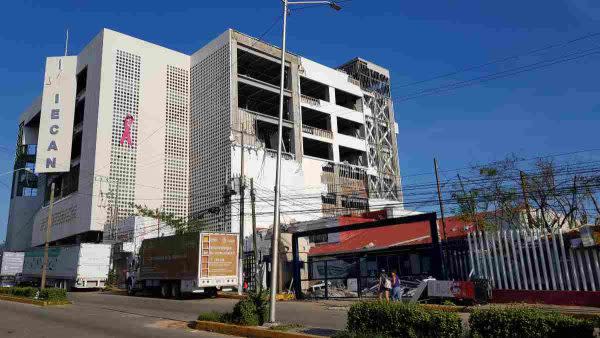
left=194, top=321, right=321, bottom=338
left=0, top=294, right=71, bottom=306
left=217, top=293, right=246, bottom=300
left=103, top=289, right=128, bottom=296
left=217, top=293, right=296, bottom=301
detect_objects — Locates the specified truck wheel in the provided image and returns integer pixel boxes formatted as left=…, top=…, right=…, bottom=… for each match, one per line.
left=160, top=283, right=172, bottom=298
left=206, top=287, right=217, bottom=298
left=171, top=283, right=181, bottom=299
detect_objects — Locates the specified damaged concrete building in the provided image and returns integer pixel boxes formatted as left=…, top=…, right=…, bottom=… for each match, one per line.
left=199, top=30, right=405, bottom=235
left=5, top=28, right=403, bottom=251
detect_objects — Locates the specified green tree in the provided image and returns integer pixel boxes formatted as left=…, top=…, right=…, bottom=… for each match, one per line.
left=451, top=155, right=600, bottom=230
left=133, top=204, right=211, bottom=234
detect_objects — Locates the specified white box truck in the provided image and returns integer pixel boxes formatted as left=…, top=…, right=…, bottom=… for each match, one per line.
left=127, top=232, right=239, bottom=298
left=22, top=243, right=111, bottom=289
left=0, top=252, right=25, bottom=287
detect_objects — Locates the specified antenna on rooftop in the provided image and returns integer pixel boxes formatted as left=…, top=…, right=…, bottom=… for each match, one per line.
left=64, top=29, right=69, bottom=56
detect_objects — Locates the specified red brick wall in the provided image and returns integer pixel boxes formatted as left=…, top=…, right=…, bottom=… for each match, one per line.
left=492, top=289, right=600, bottom=307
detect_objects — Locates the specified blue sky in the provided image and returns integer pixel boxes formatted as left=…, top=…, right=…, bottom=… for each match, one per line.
left=1, top=0, right=600, bottom=240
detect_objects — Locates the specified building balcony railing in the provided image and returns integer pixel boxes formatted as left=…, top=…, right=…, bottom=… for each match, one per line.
left=238, top=107, right=292, bottom=123
left=266, top=148, right=294, bottom=160
left=301, top=94, right=321, bottom=107
left=348, top=76, right=360, bottom=86
left=302, top=125, right=333, bottom=139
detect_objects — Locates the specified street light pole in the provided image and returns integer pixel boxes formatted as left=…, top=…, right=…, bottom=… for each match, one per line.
left=41, top=182, right=55, bottom=290
left=269, top=0, right=288, bottom=322
left=269, top=0, right=341, bottom=324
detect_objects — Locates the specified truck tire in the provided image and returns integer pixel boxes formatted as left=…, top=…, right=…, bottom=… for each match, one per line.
left=160, top=283, right=172, bottom=298
left=171, top=282, right=181, bottom=299
left=206, top=287, right=217, bottom=298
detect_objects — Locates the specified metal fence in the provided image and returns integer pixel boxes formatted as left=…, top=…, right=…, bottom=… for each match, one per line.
left=468, top=229, right=600, bottom=291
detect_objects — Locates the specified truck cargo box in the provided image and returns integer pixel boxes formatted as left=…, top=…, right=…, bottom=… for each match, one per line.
left=0, top=251, right=25, bottom=287
left=0, top=252, right=25, bottom=277
left=137, top=232, right=238, bottom=287
left=22, top=243, right=110, bottom=288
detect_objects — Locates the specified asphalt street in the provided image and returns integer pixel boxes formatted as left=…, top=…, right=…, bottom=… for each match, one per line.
left=0, top=291, right=347, bottom=337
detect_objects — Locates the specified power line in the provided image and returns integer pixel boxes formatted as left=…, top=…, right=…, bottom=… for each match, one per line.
left=394, top=45, right=600, bottom=103
left=395, top=31, right=600, bottom=89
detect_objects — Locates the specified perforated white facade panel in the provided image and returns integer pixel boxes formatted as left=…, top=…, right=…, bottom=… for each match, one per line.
left=189, top=43, right=231, bottom=232
left=109, top=50, right=141, bottom=221
left=163, top=65, right=190, bottom=219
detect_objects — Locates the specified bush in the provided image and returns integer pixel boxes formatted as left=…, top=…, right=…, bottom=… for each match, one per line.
left=0, top=287, right=38, bottom=298
left=196, top=290, right=270, bottom=326
left=232, top=299, right=260, bottom=326
left=469, top=306, right=595, bottom=337
left=347, top=301, right=462, bottom=338
left=247, top=289, right=269, bottom=325
left=0, top=287, right=67, bottom=301
left=38, top=288, right=68, bottom=301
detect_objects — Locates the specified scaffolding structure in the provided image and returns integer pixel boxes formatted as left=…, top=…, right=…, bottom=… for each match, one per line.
left=339, top=58, right=402, bottom=202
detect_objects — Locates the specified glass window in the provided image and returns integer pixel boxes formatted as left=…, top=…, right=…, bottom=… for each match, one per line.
left=23, top=187, right=37, bottom=197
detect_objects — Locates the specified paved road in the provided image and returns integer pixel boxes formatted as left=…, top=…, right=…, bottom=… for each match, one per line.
left=0, top=296, right=230, bottom=337
left=70, top=291, right=347, bottom=333
left=0, top=291, right=347, bottom=337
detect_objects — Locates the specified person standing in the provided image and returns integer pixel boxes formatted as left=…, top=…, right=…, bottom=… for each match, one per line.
left=378, top=269, right=391, bottom=301
left=391, top=271, right=402, bottom=301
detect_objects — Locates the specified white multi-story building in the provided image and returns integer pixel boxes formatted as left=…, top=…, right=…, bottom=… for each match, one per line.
left=5, top=28, right=403, bottom=251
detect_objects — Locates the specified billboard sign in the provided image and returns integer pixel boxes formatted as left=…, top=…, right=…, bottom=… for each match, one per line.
left=201, top=233, right=238, bottom=278
left=35, top=56, right=77, bottom=173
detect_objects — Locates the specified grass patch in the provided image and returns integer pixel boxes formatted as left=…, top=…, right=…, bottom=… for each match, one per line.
left=269, top=323, right=304, bottom=331
left=0, top=287, right=68, bottom=302
left=197, top=311, right=228, bottom=323
left=332, top=331, right=390, bottom=338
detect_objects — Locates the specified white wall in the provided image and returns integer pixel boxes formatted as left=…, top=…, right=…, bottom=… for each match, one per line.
left=31, top=29, right=190, bottom=246
left=229, top=147, right=324, bottom=237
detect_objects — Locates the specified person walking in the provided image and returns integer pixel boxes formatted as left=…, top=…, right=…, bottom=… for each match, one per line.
left=391, top=271, right=402, bottom=301
left=378, top=269, right=391, bottom=301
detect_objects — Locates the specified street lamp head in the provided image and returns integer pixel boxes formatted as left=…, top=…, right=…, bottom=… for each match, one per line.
left=329, top=2, right=342, bottom=10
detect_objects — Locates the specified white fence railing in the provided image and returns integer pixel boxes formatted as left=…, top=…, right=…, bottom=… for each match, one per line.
left=467, top=228, right=600, bottom=291
left=301, top=94, right=321, bottom=107
left=302, top=125, right=333, bottom=139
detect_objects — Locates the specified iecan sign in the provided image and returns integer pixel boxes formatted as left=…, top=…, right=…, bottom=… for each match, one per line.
left=35, top=56, right=77, bottom=173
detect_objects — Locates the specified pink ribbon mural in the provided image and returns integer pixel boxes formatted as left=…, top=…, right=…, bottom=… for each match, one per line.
left=119, top=114, right=134, bottom=147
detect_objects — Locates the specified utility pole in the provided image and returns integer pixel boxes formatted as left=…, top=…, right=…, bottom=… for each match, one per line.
left=433, top=158, right=448, bottom=279
left=238, top=129, right=245, bottom=295
left=571, top=176, right=578, bottom=226
left=519, top=171, right=535, bottom=227
left=40, top=182, right=56, bottom=290
left=156, top=208, right=160, bottom=237
left=250, top=178, right=259, bottom=290
left=113, top=178, right=120, bottom=240
left=270, top=0, right=341, bottom=324
left=457, top=173, right=478, bottom=231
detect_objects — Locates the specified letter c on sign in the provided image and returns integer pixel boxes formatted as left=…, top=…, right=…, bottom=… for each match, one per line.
left=49, top=125, right=59, bottom=135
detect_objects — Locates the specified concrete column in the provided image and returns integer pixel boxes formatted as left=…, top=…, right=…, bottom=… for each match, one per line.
left=290, top=62, right=303, bottom=160
left=329, top=86, right=339, bottom=162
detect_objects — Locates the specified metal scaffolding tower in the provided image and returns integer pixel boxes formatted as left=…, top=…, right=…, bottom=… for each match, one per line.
left=338, top=58, right=402, bottom=202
